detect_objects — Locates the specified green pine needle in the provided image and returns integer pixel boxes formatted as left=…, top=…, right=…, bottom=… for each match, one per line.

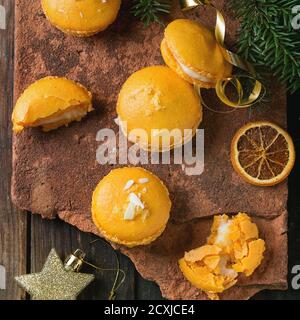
left=132, top=0, right=171, bottom=27
left=228, top=0, right=300, bottom=93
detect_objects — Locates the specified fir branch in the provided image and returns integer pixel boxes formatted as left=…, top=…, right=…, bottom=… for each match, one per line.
left=228, top=0, right=300, bottom=93
left=132, top=0, right=171, bottom=27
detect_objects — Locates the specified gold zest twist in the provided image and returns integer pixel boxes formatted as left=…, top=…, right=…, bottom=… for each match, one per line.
left=180, top=0, right=262, bottom=109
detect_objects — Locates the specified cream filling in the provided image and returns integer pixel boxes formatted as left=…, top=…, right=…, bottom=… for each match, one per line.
left=35, top=107, right=86, bottom=126
left=218, top=256, right=238, bottom=278
left=215, top=220, right=232, bottom=246
left=176, top=59, right=214, bottom=84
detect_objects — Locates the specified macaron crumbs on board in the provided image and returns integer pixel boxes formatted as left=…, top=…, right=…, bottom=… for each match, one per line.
left=12, top=0, right=288, bottom=299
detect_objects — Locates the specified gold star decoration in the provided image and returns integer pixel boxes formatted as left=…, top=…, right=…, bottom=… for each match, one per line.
left=15, top=249, right=94, bottom=300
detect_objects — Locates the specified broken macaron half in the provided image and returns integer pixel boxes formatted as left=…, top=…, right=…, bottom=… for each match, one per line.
left=12, top=76, right=93, bottom=133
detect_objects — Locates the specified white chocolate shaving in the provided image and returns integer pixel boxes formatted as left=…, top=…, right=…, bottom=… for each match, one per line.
left=123, top=202, right=136, bottom=220
left=124, top=180, right=134, bottom=191
left=129, top=193, right=144, bottom=209
left=138, top=178, right=149, bottom=184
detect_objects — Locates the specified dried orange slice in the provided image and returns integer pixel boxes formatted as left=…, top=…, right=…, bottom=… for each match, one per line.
left=231, top=121, right=295, bottom=186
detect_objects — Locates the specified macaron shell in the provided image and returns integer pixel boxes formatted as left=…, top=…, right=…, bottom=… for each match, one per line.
left=12, top=76, right=92, bottom=131
left=161, top=38, right=215, bottom=89
left=117, top=66, right=202, bottom=151
left=41, top=0, right=121, bottom=36
left=164, top=19, right=232, bottom=80
left=178, top=258, right=226, bottom=293
left=95, top=221, right=167, bottom=248
left=92, top=167, right=171, bottom=247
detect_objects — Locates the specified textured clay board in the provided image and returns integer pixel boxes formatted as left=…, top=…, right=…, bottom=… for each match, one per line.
left=12, top=0, right=287, bottom=299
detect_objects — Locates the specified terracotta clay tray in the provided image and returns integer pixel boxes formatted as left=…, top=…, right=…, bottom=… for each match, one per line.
left=12, top=0, right=287, bottom=299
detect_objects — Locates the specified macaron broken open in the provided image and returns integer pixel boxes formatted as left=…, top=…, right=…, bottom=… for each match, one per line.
left=179, top=213, right=265, bottom=300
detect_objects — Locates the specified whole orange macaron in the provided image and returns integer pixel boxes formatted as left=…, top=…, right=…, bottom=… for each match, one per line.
left=92, top=167, right=171, bottom=247
left=41, top=0, right=121, bottom=36
left=161, top=19, right=232, bottom=88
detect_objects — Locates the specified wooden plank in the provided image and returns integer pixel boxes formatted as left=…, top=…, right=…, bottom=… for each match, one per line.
left=254, top=92, right=300, bottom=300
left=0, top=0, right=28, bottom=300
left=135, top=273, right=163, bottom=300
left=30, top=214, right=136, bottom=300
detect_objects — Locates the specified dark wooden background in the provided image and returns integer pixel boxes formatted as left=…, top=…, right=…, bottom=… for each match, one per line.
left=1, top=0, right=300, bottom=300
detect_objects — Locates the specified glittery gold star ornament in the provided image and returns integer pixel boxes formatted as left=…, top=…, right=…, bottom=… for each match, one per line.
left=15, top=249, right=94, bottom=300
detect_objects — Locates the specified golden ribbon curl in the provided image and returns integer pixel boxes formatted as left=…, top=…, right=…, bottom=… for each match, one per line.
left=180, top=0, right=263, bottom=109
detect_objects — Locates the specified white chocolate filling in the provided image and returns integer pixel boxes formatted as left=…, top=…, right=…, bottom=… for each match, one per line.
left=215, top=220, right=232, bottom=246
left=34, top=107, right=86, bottom=126
left=176, top=59, right=214, bottom=84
